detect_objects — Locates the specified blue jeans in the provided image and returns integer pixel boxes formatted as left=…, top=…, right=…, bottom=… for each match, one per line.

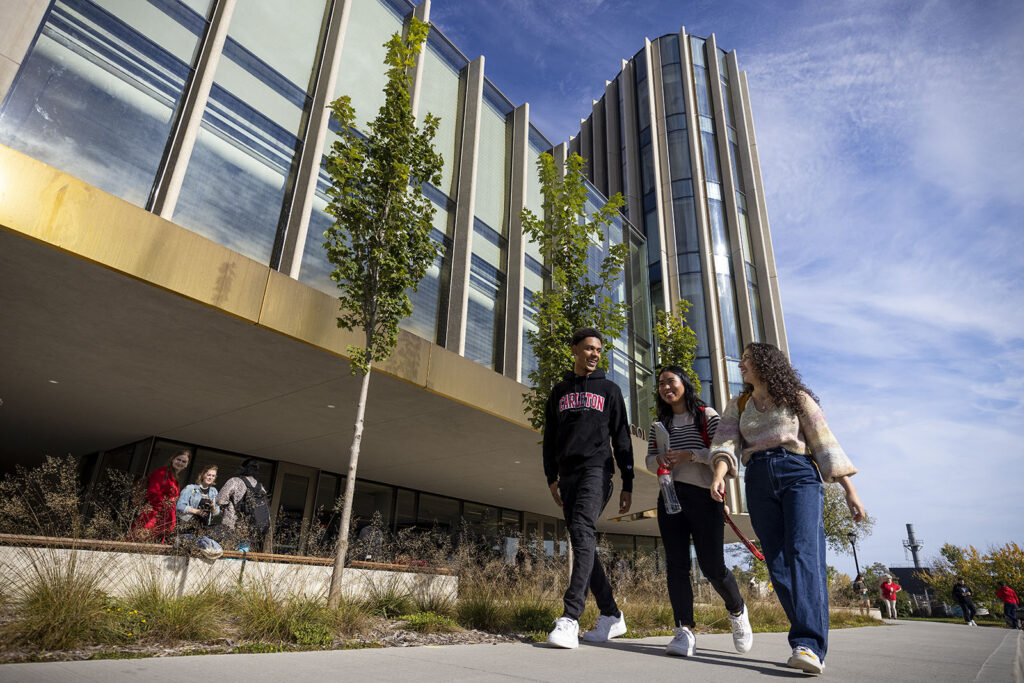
left=745, top=447, right=828, bottom=661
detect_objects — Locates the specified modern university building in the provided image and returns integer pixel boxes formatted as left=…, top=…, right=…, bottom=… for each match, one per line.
left=0, top=0, right=786, bottom=558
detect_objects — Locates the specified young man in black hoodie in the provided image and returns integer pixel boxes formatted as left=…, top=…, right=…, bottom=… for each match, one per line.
left=544, top=327, right=634, bottom=648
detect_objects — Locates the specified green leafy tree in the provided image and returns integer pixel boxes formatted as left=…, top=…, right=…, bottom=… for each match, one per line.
left=822, top=482, right=875, bottom=555
left=520, top=153, right=629, bottom=431
left=653, top=303, right=700, bottom=393
left=923, top=542, right=1024, bottom=608
left=321, top=18, right=441, bottom=608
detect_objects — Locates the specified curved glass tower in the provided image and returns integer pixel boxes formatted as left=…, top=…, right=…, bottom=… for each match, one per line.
left=570, top=31, right=788, bottom=410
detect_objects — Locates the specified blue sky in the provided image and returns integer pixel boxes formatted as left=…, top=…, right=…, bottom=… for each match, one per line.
left=428, top=0, right=1024, bottom=578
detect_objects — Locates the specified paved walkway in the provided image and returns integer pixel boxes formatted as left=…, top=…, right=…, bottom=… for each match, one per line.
left=1, top=620, right=1020, bottom=682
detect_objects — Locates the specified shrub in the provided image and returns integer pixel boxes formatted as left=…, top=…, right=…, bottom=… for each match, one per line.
left=1, top=549, right=116, bottom=649
left=399, top=611, right=461, bottom=633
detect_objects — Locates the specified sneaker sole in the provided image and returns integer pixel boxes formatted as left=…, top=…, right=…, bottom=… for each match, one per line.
left=546, top=638, right=579, bottom=649
left=666, top=646, right=695, bottom=657
left=787, top=654, right=823, bottom=674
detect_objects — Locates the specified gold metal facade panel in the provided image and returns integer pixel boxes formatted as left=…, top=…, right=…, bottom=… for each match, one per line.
left=425, top=345, right=532, bottom=429
left=257, top=270, right=431, bottom=386
left=0, top=145, right=267, bottom=321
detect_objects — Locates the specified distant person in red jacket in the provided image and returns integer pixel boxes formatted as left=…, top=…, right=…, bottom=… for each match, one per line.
left=880, top=576, right=901, bottom=619
left=996, top=581, right=1020, bottom=630
left=128, top=449, right=190, bottom=543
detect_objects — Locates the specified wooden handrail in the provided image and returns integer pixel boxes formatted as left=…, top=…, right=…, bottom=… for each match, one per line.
left=0, top=533, right=452, bottom=575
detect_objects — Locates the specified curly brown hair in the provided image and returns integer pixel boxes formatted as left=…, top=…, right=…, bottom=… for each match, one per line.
left=741, top=342, right=818, bottom=416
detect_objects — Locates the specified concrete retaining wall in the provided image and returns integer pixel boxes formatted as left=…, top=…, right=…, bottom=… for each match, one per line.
left=0, top=545, right=457, bottom=602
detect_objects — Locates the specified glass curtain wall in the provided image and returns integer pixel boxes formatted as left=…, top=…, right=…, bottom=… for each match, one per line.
left=719, top=50, right=764, bottom=344
left=521, top=125, right=551, bottom=382
left=690, top=37, right=744, bottom=399
left=299, top=0, right=407, bottom=295
left=0, top=0, right=212, bottom=207
left=631, top=49, right=663, bottom=308
left=172, top=0, right=329, bottom=264
left=465, top=81, right=512, bottom=370
left=658, top=35, right=714, bottom=404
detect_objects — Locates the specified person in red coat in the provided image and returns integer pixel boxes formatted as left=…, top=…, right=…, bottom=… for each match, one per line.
left=997, top=581, right=1020, bottom=629
left=129, top=449, right=190, bottom=543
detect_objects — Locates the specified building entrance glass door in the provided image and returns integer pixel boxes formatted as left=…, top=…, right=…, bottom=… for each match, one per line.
left=269, top=463, right=317, bottom=555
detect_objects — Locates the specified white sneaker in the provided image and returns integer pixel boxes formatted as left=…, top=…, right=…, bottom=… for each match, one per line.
left=582, top=611, right=627, bottom=642
left=968, top=620, right=977, bottom=627
left=787, top=646, right=824, bottom=674
left=665, top=625, right=695, bottom=656
left=728, top=605, right=753, bottom=653
left=546, top=617, right=579, bottom=648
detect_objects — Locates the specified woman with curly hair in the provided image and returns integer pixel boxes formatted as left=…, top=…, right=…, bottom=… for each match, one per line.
left=708, top=342, right=865, bottom=675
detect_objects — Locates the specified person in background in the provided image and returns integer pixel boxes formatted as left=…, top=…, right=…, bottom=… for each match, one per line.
left=880, top=575, right=901, bottom=619
left=853, top=573, right=870, bottom=613
left=215, top=458, right=269, bottom=551
left=128, top=448, right=190, bottom=543
left=952, top=578, right=978, bottom=626
left=176, top=465, right=220, bottom=534
left=709, top=342, right=865, bottom=675
left=646, top=365, right=752, bottom=658
left=996, top=581, right=1020, bottom=629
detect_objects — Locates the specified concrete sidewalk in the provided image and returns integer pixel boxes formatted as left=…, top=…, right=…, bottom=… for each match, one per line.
left=1, top=620, right=1020, bottom=682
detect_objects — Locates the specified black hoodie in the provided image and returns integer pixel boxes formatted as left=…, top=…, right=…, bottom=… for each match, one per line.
left=542, top=368, right=634, bottom=492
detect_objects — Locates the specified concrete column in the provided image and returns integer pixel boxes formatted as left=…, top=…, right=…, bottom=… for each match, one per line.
left=578, top=114, right=593, bottom=182
left=618, top=62, right=644, bottom=244
left=149, top=0, right=237, bottom=219
left=706, top=35, right=755, bottom=348
left=503, top=103, right=529, bottom=381
left=444, top=56, right=484, bottom=356
left=737, top=69, right=788, bottom=356
left=408, top=0, right=430, bottom=119
left=680, top=32, right=727, bottom=411
left=553, top=141, right=568, bottom=172
left=603, top=79, right=622, bottom=198
left=639, top=39, right=670, bottom=312
left=277, top=0, right=355, bottom=277
left=648, top=37, right=679, bottom=312
left=0, top=0, right=50, bottom=103
left=591, top=96, right=607, bottom=194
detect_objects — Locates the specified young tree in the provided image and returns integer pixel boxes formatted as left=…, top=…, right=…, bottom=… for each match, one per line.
left=653, top=303, right=700, bottom=393
left=520, top=153, right=629, bottom=430
left=322, top=18, right=441, bottom=608
left=822, top=481, right=875, bottom=555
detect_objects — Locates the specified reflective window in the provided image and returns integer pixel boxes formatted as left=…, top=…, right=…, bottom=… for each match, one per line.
left=173, top=0, right=328, bottom=263
left=417, top=493, right=460, bottom=534
left=475, top=98, right=511, bottom=232
left=334, top=0, right=405, bottom=131
left=0, top=0, right=210, bottom=206
left=661, top=64, right=684, bottom=117
left=466, top=220, right=507, bottom=369
left=353, top=480, right=394, bottom=529
left=418, top=35, right=463, bottom=199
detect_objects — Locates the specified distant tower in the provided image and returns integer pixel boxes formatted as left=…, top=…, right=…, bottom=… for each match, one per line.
left=903, top=523, right=925, bottom=569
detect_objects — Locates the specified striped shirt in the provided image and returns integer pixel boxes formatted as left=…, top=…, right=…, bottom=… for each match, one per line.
left=645, top=408, right=721, bottom=490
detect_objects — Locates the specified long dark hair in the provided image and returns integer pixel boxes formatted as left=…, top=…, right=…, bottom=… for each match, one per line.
left=655, top=365, right=706, bottom=429
left=741, top=342, right=818, bottom=416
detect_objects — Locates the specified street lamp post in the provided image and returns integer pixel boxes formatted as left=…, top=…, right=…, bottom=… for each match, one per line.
left=847, top=531, right=860, bottom=576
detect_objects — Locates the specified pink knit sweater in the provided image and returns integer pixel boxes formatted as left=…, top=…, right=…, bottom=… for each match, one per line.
left=709, top=391, right=857, bottom=483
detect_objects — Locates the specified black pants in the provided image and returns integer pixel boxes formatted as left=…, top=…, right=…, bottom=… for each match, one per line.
left=657, top=480, right=744, bottom=627
left=559, top=466, right=618, bottom=620
left=957, top=598, right=977, bottom=623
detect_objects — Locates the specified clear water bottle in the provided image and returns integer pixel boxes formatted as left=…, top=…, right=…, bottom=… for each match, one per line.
left=658, top=465, right=682, bottom=514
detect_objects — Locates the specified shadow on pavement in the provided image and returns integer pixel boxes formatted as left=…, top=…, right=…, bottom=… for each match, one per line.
left=579, top=640, right=810, bottom=677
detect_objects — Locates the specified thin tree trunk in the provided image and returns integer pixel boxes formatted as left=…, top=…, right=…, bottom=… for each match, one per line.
left=327, top=363, right=372, bottom=609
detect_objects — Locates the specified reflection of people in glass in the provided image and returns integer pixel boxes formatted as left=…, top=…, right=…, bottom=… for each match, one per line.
left=129, top=449, right=190, bottom=543
left=543, top=328, right=633, bottom=649
left=647, top=366, right=751, bottom=657
left=710, top=343, right=865, bottom=675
